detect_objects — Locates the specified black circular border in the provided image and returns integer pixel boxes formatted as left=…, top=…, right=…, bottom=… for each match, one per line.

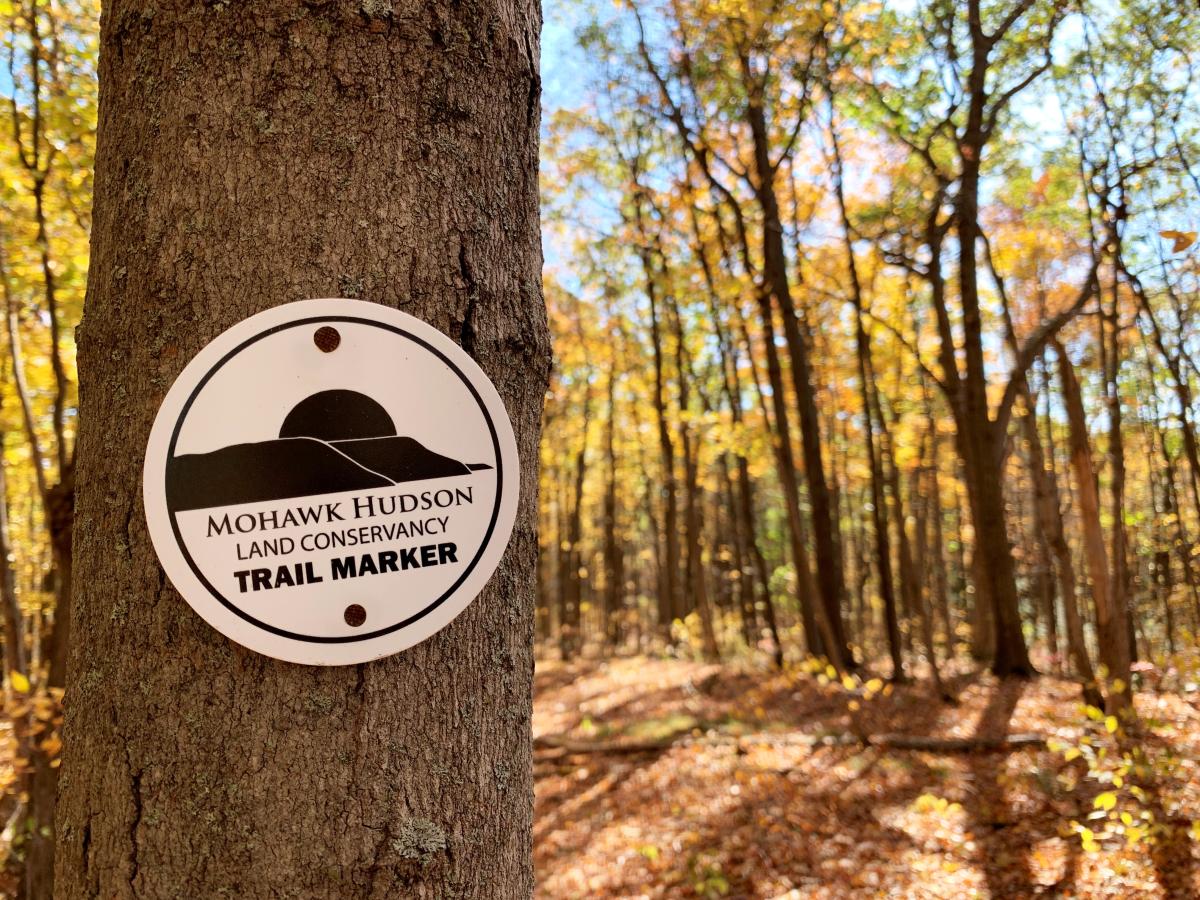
left=165, top=314, right=504, bottom=644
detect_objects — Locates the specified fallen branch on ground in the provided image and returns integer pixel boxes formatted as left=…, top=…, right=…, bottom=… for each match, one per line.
left=533, top=725, right=720, bottom=757
left=855, top=732, right=1046, bottom=751
left=533, top=729, right=1046, bottom=757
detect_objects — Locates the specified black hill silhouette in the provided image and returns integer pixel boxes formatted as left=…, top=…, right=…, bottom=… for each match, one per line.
left=167, top=389, right=491, bottom=512
left=330, top=436, right=471, bottom=482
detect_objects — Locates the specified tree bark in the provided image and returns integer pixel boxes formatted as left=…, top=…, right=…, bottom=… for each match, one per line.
left=828, top=118, right=902, bottom=679
left=1054, top=340, right=1132, bottom=715
left=634, top=217, right=682, bottom=635
left=1019, top=377, right=1100, bottom=707
left=57, top=3, right=549, bottom=898
left=0, top=435, right=25, bottom=679
left=601, top=345, right=624, bottom=650
left=559, top=363, right=592, bottom=660
left=664, top=277, right=718, bottom=659
left=744, top=94, right=850, bottom=669
left=957, top=155, right=1031, bottom=674
left=921, top=382, right=953, bottom=656
left=742, top=295, right=827, bottom=661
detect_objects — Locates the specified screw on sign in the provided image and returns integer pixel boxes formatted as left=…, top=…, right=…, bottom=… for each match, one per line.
left=142, top=298, right=520, bottom=665
left=313, top=325, right=340, bottom=352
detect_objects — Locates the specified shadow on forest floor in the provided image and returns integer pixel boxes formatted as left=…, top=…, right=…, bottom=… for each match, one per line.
left=533, top=656, right=1200, bottom=899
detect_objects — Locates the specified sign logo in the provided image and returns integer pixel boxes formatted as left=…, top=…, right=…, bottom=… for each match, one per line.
left=143, top=298, right=519, bottom=665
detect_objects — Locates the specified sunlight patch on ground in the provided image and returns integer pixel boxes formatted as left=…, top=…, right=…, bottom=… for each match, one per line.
left=535, top=657, right=1200, bottom=899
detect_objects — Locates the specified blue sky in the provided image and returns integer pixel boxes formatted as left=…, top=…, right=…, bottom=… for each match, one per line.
left=542, top=5, right=590, bottom=122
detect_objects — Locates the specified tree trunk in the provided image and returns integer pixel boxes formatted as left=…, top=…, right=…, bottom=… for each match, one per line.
left=743, top=294, right=827, bottom=662
left=57, top=3, right=550, bottom=898
left=953, top=13, right=1032, bottom=677
left=638, top=241, right=682, bottom=634
left=559, top=370, right=592, bottom=660
left=693, top=210, right=780, bottom=667
left=957, top=250, right=1030, bottom=674
left=602, top=349, right=624, bottom=650
left=745, top=110, right=850, bottom=670
left=1019, top=377, right=1100, bottom=706
left=1160, top=429, right=1200, bottom=632
left=0, top=437, right=25, bottom=678
left=628, top=399, right=664, bottom=638
left=716, top=453, right=752, bottom=647
left=1054, top=340, right=1132, bottom=715
left=828, top=120, right=902, bottom=679
left=912, top=442, right=947, bottom=695
left=922, top=383, right=953, bottom=657
left=1099, top=303, right=1136, bottom=664
left=665, top=283, right=718, bottom=659
left=734, top=454, right=781, bottom=667
left=1145, top=440, right=1177, bottom=654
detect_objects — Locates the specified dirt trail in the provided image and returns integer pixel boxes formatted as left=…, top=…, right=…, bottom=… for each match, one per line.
left=534, top=657, right=1200, bottom=899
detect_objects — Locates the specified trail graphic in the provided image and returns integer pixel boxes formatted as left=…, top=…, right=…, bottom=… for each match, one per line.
left=166, top=389, right=492, bottom=511
left=143, top=300, right=519, bottom=665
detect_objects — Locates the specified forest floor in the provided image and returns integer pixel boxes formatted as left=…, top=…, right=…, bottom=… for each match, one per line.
left=533, top=656, right=1200, bottom=899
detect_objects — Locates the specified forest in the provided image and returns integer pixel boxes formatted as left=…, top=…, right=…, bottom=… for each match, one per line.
left=0, top=0, right=1199, bottom=896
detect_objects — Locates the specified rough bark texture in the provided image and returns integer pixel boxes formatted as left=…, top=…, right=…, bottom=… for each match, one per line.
left=56, top=2, right=550, bottom=898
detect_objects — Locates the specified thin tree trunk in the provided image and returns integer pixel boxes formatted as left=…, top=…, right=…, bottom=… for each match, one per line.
left=738, top=296, right=826, bottom=660
left=1019, top=378, right=1100, bottom=706
left=716, top=453, right=753, bottom=648
left=637, top=232, right=682, bottom=634
left=629, top=396, right=664, bottom=636
left=1144, top=432, right=1177, bottom=655
left=828, top=117, right=902, bottom=679
left=560, top=375, right=592, bottom=659
left=880, top=397, right=937, bottom=689
left=744, top=89, right=849, bottom=670
left=689, top=203, right=780, bottom=666
left=1160, top=430, right=1200, bottom=633
left=922, top=381, right=953, bottom=657
left=0, top=437, right=25, bottom=678
left=912, top=434, right=947, bottom=693
left=665, top=283, right=718, bottom=659
left=602, top=343, right=623, bottom=650
left=1054, top=339, right=1132, bottom=715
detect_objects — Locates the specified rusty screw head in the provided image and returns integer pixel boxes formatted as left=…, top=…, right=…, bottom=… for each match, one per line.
left=314, top=326, right=341, bottom=352
left=344, top=604, right=367, bottom=627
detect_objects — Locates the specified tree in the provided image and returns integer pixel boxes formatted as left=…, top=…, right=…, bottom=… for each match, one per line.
left=853, top=0, right=1105, bottom=677
left=827, top=106, right=904, bottom=681
left=1, top=0, right=96, bottom=888
left=55, top=2, right=550, bottom=897
left=1055, top=338, right=1133, bottom=715
left=632, top=1, right=853, bottom=669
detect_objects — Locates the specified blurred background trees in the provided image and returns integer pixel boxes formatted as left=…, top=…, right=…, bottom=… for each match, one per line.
left=0, top=0, right=95, bottom=891
left=539, top=0, right=1200, bottom=712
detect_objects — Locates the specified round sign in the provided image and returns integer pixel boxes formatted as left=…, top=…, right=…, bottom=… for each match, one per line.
left=143, top=298, right=519, bottom=665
